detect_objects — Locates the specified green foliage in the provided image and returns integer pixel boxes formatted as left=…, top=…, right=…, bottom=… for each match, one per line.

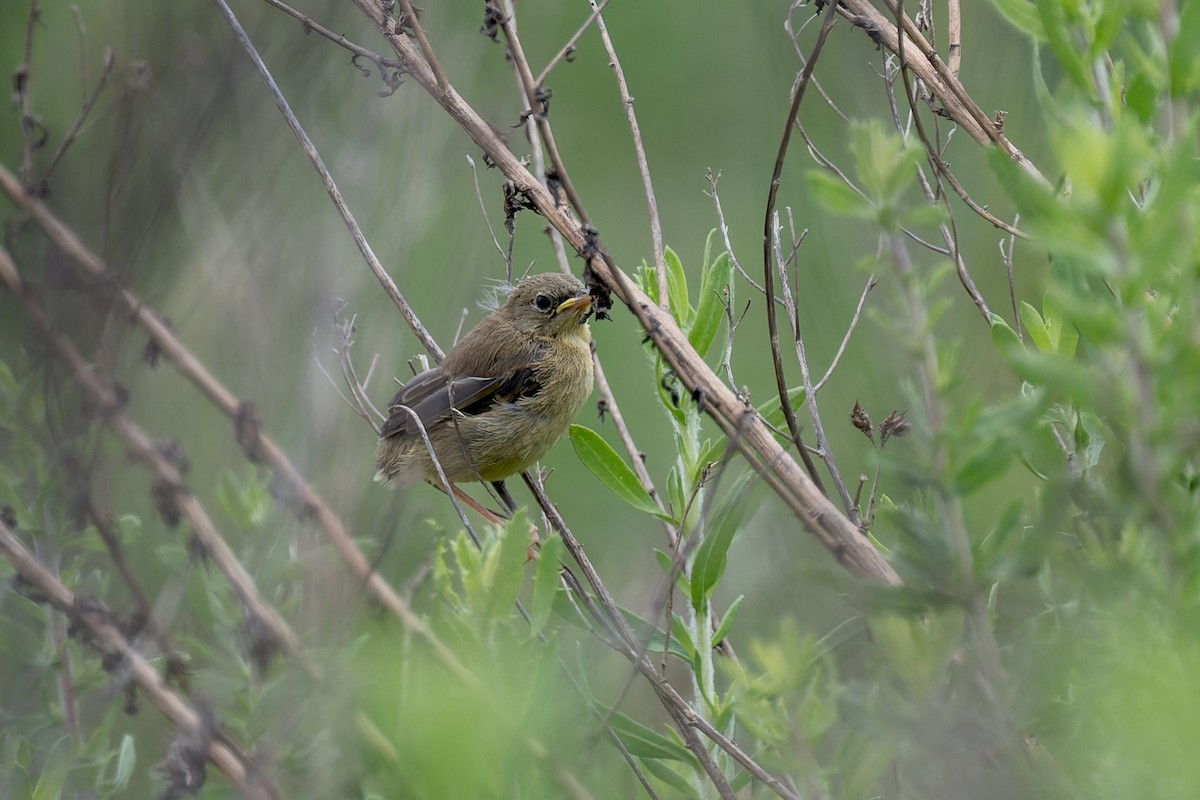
left=569, top=424, right=662, bottom=518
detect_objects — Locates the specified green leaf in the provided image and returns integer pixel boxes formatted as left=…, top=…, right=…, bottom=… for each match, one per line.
left=653, top=548, right=689, bottom=593
left=529, top=530, right=563, bottom=637
left=31, top=739, right=70, bottom=800
left=807, top=171, right=873, bottom=218
left=610, top=712, right=695, bottom=762
left=569, top=425, right=659, bottom=516
left=638, top=757, right=697, bottom=795
left=112, top=734, right=136, bottom=790
left=689, top=252, right=732, bottom=359
left=690, top=475, right=755, bottom=610
left=483, top=510, right=530, bottom=621
left=713, top=594, right=745, bottom=644
left=1036, top=0, right=1092, bottom=91
left=1019, top=301, right=1051, bottom=353
left=663, top=246, right=692, bottom=329
left=668, top=613, right=696, bottom=659
left=1042, top=294, right=1079, bottom=357
left=216, top=469, right=272, bottom=531
left=756, top=385, right=807, bottom=431
left=986, top=0, right=1046, bottom=39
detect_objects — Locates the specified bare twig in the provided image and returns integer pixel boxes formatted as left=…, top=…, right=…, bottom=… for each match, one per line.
left=533, top=0, right=610, bottom=87
left=1002, top=213, right=1021, bottom=338
left=814, top=276, right=878, bottom=393
left=589, top=0, right=668, bottom=311
left=834, top=0, right=1047, bottom=184
left=393, top=0, right=448, bottom=91
left=773, top=214, right=858, bottom=523
left=706, top=169, right=775, bottom=301
left=466, top=154, right=510, bottom=275
left=209, top=0, right=444, bottom=361
left=41, top=47, right=115, bottom=184
left=491, top=0, right=591, bottom=224
left=257, top=0, right=402, bottom=71
left=762, top=0, right=841, bottom=494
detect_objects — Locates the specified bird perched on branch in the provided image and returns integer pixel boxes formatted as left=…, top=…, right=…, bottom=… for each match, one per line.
left=375, top=272, right=595, bottom=490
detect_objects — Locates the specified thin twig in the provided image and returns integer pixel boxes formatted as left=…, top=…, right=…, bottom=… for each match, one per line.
left=466, top=154, right=509, bottom=274
left=706, top=169, right=775, bottom=301
left=814, top=276, right=878, bottom=393
left=762, top=0, right=840, bottom=494
left=393, top=0, right=448, bottom=91
left=533, top=0, right=610, bottom=87
left=42, top=48, right=115, bottom=184
left=210, top=0, right=444, bottom=360
left=492, top=0, right=592, bottom=225
left=773, top=215, right=858, bottom=523
left=1002, top=213, right=1021, bottom=338
left=589, top=0, right=668, bottom=311
left=258, top=0, right=402, bottom=70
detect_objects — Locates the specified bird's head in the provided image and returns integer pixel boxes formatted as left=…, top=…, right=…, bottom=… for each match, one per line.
left=502, top=273, right=594, bottom=338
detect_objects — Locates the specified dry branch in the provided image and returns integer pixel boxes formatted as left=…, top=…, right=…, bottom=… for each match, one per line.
left=346, top=0, right=900, bottom=585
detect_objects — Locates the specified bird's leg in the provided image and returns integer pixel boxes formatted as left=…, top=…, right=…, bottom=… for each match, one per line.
left=436, top=481, right=540, bottom=562
left=491, top=480, right=518, bottom=516
left=492, top=479, right=541, bottom=562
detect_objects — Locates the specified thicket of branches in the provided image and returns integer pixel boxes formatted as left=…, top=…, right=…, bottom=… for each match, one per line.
left=3, top=0, right=1199, bottom=798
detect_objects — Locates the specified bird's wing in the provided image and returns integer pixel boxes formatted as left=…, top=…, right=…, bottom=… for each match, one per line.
left=378, top=364, right=543, bottom=440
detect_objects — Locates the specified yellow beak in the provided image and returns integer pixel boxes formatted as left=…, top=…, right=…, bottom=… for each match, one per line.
left=555, top=293, right=593, bottom=316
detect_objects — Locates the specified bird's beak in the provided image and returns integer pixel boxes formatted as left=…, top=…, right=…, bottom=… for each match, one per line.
left=555, top=293, right=593, bottom=317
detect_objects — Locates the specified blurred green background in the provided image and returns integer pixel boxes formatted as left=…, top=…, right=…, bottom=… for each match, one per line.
left=0, top=0, right=1073, bottom=797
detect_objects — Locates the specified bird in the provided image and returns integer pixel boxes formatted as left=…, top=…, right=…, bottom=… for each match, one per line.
left=375, top=272, right=595, bottom=493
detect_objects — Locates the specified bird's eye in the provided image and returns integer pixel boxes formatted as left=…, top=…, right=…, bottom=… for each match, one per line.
left=533, top=294, right=554, bottom=312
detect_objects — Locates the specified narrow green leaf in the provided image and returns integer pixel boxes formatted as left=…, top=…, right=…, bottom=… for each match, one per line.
left=569, top=425, right=658, bottom=515
left=807, top=171, right=874, bottom=218
left=31, top=739, right=70, bottom=800
left=689, top=252, right=732, bottom=358
left=1042, top=294, right=1079, bottom=357
left=639, top=757, right=698, bottom=794
left=668, top=613, right=696, bottom=659
left=529, top=532, right=563, bottom=636
left=113, top=734, right=136, bottom=790
left=667, top=466, right=686, bottom=525
left=483, top=510, right=529, bottom=621
left=1019, top=301, right=1051, bottom=353
left=701, top=227, right=718, bottom=275
left=713, top=594, right=745, bottom=644
left=1036, top=0, right=1092, bottom=91
left=986, top=0, right=1046, bottom=40
left=653, top=548, right=689, bottom=593
left=663, top=246, right=692, bottom=328
left=756, top=385, right=807, bottom=432
left=690, top=475, right=755, bottom=610
left=610, top=712, right=695, bottom=762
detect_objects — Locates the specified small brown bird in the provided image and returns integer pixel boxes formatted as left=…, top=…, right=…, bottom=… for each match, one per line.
left=375, top=273, right=595, bottom=489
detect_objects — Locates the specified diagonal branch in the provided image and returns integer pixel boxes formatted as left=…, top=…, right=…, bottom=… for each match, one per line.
left=0, top=164, right=474, bottom=683
left=344, top=0, right=900, bottom=584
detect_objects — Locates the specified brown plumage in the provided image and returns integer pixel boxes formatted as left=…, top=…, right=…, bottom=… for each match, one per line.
left=375, top=273, right=595, bottom=488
